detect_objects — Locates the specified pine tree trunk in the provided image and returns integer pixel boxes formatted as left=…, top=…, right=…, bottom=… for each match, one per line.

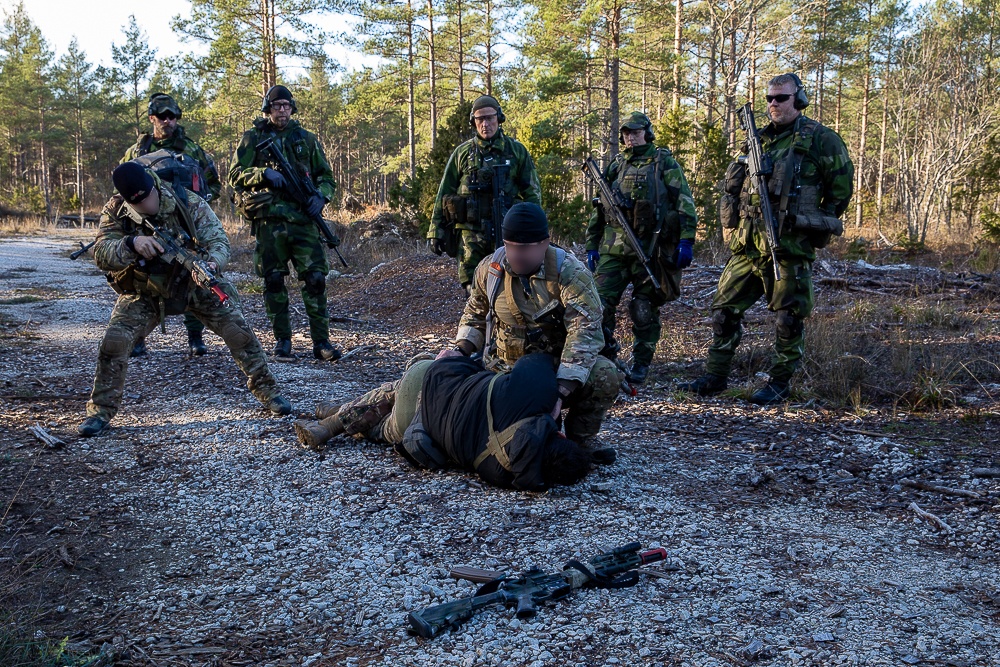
left=672, top=0, right=682, bottom=113
left=428, top=0, right=438, bottom=149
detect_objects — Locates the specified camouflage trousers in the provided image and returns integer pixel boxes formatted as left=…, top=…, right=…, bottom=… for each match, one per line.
left=563, top=356, right=624, bottom=441
left=336, top=358, right=434, bottom=444
left=705, top=252, right=814, bottom=383
left=254, top=219, right=331, bottom=341
left=456, top=229, right=495, bottom=288
left=594, top=253, right=675, bottom=368
left=85, top=281, right=280, bottom=422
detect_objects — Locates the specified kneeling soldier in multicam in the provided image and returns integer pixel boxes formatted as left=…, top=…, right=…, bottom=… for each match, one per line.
left=295, top=352, right=593, bottom=491
left=78, top=162, right=291, bottom=437
left=679, top=73, right=853, bottom=404
left=455, top=202, right=621, bottom=462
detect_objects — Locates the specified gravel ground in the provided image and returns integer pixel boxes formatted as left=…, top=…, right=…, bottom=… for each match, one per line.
left=1, top=232, right=998, bottom=667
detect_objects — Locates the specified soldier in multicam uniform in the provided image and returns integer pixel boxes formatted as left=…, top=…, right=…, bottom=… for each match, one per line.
left=449, top=202, right=621, bottom=462
left=77, top=162, right=291, bottom=437
left=585, top=112, right=698, bottom=385
left=123, top=93, right=222, bottom=358
left=428, top=95, right=542, bottom=293
left=229, top=85, right=341, bottom=361
left=680, top=73, right=854, bottom=404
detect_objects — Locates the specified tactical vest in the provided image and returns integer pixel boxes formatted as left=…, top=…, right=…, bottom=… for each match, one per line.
left=740, top=117, right=843, bottom=241
left=610, top=147, right=681, bottom=246
left=133, top=149, right=208, bottom=205
left=106, top=185, right=201, bottom=316
left=484, top=245, right=568, bottom=368
left=238, top=123, right=312, bottom=222
left=451, top=137, right=518, bottom=231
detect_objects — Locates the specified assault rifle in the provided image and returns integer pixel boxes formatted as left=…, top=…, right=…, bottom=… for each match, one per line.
left=69, top=240, right=96, bottom=260
left=408, top=542, right=667, bottom=639
left=736, top=103, right=781, bottom=280
left=581, top=156, right=660, bottom=290
left=119, top=204, right=229, bottom=306
left=466, top=153, right=512, bottom=249
left=255, top=136, right=348, bottom=267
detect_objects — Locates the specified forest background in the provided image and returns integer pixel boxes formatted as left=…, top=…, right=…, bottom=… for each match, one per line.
left=2, top=0, right=998, bottom=257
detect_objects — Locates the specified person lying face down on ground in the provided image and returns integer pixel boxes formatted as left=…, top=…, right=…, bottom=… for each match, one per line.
left=294, top=352, right=594, bottom=491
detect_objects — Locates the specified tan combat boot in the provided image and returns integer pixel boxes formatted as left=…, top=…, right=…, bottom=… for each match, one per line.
left=294, top=415, right=346, bottom=450
left=314, top=401, right=341, bottom=419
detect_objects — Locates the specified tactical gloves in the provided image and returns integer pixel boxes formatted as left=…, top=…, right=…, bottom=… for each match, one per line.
left=587, top=250, right=600, bottom=272
left=675, top=238, right=694, bottom=269
left=430, top=238, right=446, bottom=256
left=306, top=194, right=325, bottom=217
left=263, top=168, right=286, bottom=190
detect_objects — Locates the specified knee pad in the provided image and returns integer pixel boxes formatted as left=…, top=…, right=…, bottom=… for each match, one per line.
left=99, top=328, right=133, bottom=358
left=712, top=309, right=741, bottom=338
left=775, top=311, right=804, bottom=339
left=628, top=297, right=656, bottom=329
left=264, top=272, right=286, bottom=294
left=302, top=271, right=327, bottom=297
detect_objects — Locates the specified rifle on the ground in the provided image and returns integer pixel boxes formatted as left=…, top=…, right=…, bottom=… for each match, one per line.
left=69, top=240, right=95, bottom=260
left=736, top=103, right=781, bottom=280
left=255, top=136, right=348, bottom=267
left=581, top=156, right=661, bottom=290
left=119, top=205, right=229, bottom=306
left=408, top=542, right=667, bottom=639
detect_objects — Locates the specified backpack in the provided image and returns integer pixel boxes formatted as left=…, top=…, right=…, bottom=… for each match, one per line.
left=133, top=149, right=209, bottom=205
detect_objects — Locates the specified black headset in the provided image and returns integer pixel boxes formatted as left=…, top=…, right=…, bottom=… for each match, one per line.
left=261, top=86, right=298, bottom=115
left=469, top=96, right=506, bottom=128
left=785, top=73, right=810, bottom=110
left=619, top=113, right=655, bottom=145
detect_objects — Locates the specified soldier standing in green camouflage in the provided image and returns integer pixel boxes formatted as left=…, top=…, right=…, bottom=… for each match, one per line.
left=680, top=74, right=854, bottom=404
left=428, top=95, right=542, bottom=293
left=585, top=112, right=698, bottom=385
left=449, top=202, right=622, bottom=463
left=78, top=162, right=291, bottom=437
left=123, top=93, right=222, bottom=358
left=229, top=85, right=341, bottom=361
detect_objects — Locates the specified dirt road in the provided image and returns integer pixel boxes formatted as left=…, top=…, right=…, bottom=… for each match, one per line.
left=1, top=232, right=998, bottom=666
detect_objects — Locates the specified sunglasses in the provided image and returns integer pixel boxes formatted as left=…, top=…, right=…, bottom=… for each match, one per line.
left=473, top=113, right=498, bottom=124
left=154, top=112, right=177, bottom=121
left=766, top=94, right=793, bottom=104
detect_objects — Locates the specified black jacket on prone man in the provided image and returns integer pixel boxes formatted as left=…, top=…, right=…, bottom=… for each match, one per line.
left=295, top=353, right=593, bottom=491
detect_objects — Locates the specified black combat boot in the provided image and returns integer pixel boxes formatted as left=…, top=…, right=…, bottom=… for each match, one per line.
left=78, top=416, right=109, bottom=437
left=188, top=330, right=207, bottom=356
left=313, top=340, right=342, bottom=361
left=272, top=338, right=293, bottom=358
left=578, top=436, right=617, bottom=465
left=749, top=380, right=790, bottom=405
left=130, top=337, right=147, bottom=357
left=677, top=374, right=728, bottom=396
left=264, top=395, right=292, bottom=415
left=628, top=363, right=650, bottom=385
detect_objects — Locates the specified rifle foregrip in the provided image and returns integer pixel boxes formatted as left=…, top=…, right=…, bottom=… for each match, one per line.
left=210, top=284, right=229, bottom=304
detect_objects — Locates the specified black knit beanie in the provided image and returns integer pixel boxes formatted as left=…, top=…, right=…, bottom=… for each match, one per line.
left=502, top=202, right=549, bottom=243
left=113, top=162, right=155, bottom=204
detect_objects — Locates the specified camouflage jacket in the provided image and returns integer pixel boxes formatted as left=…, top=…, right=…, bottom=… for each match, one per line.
left=121, top=126, right=222, bottom=202
left=94, top=178, right=230, bottom=297
left=586, top=143, right=698, bottom=257
left=736, top=114, right=853, bottom=260
left=228, top=118, right=337, bottom=225
left=429, top=129, right=541, bottom=239
left=456, top=246, right=605, bottom=385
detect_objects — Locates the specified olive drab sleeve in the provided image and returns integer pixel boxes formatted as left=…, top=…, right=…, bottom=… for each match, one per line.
left=455, top=255, right=493, bottom=350
left=661, top=154, right=698, bottom=240
left=816, top=129, right=854, bottom=218
left=228, top=129, right=269, bottom=192
left=430, top=144, right=465, bottom=239
left=189, top=196, right=230, bottom=270
left=553, top=254, right=605, bottom=384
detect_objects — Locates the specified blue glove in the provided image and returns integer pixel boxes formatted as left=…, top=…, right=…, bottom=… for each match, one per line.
left=306, top=194, right=326, bottom=217
left=675, top=238, right=694, bottom=269
left=262, top=168, right=286, bottom=190
left=587, top=250, right=600, bottom=272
